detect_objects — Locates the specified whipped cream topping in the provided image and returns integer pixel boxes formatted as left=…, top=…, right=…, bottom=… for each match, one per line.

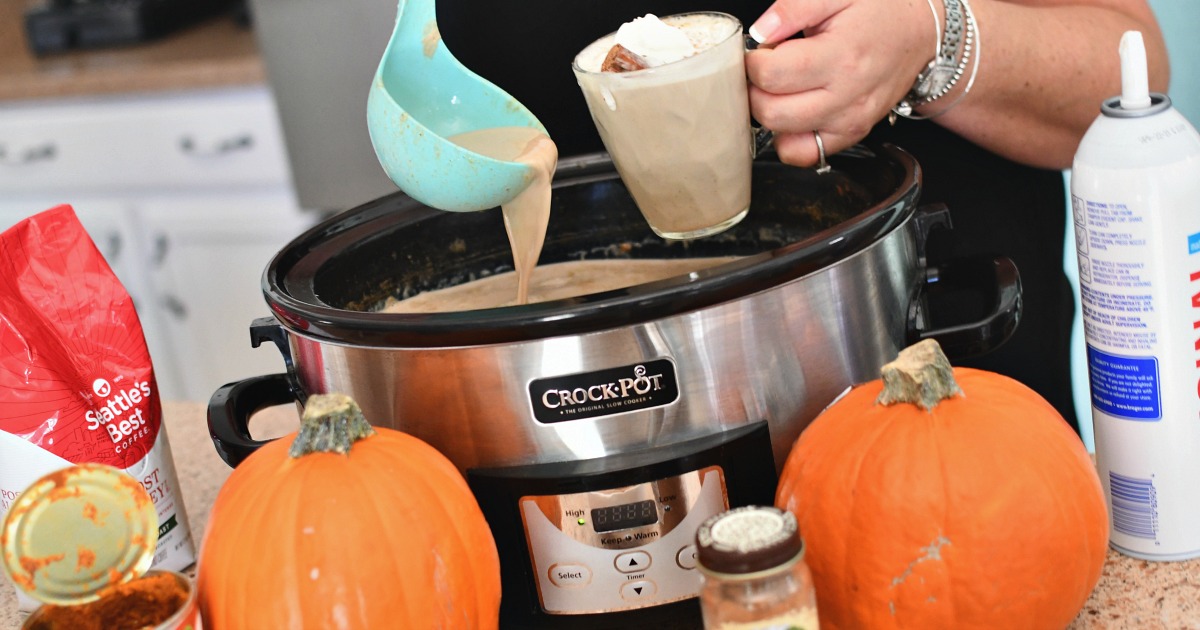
left=614, top=14, right=697, bottom=67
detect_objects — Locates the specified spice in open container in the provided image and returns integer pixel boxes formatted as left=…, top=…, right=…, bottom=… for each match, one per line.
left=1, top=463, right=199, bottom=630
left=695, top=505, right=820, bottom=629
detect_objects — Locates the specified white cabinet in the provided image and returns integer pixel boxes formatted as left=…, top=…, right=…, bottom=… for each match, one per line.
left=0, top=88, right=291, bottom=193
left=134, top=193, right=312, bottom=401
left=0, top=86, right=317, bottom=401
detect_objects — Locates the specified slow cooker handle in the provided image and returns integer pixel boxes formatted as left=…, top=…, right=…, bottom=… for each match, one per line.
left=913, top=203, right=952, bottom=264
left=250, top=317, right=296, bottom=380
left=910, top=255, right=1022, bottom=359
left=208, top=373, right=298, bottom=468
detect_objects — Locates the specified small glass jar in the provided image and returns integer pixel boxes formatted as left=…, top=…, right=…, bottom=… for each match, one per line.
left=695, top=505, right=819, bottom=630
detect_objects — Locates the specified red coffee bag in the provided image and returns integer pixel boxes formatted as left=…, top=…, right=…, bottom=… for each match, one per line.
left=0, top=205, right=195, bottom=611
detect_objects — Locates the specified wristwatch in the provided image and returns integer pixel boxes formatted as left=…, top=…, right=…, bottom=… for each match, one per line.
left=897, top=0, right=964, bottom=112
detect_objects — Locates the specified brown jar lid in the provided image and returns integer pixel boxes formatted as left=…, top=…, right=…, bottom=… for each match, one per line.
left=695, top=505, right=803, bottom=575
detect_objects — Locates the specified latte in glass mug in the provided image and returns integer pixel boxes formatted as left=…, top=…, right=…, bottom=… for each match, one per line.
left=573, top=13, right=753, bottom=241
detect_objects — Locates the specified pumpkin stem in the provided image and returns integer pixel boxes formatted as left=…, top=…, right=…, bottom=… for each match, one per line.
left=289, top=393, right=377, bottom=458
left=875, top=339, right=963, bottom=411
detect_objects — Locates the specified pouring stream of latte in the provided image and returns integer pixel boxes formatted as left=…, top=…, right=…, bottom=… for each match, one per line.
left=390, top=125, right=740, bottom=314
left=447, top=126, right=558, bottom=305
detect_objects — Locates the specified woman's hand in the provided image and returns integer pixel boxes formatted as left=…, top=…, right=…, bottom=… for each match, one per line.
left=743, top=0, right=1169, bottom=171
left=745, top=0, right=941, bottom=168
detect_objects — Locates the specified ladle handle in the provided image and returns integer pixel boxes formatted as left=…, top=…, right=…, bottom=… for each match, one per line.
left=208, top=373, right=299, bottom=468
left=390, top=0, right=436, bottom=46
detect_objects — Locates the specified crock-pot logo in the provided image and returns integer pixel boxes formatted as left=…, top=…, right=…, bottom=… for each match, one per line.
left=529, top=359, right=679, bottom=424
left=541, top=365, right=665, bottom=409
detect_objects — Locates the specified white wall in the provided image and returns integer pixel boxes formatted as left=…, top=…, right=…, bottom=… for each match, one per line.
left=1065, top=0, right=1200, bottom=451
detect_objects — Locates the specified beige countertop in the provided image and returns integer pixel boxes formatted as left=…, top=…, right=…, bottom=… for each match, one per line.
left=0, top=0, right=265, bottom=103
left=2, top=400, right=1198, bottom=628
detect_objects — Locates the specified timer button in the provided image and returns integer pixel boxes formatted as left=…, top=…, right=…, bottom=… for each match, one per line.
left=548, top=563, right=592, bottom=588
left=620, top=579, right=657, bottom=601
left=676, top=544, right=697, bottom=570
left=614, top=550, right=652, bottom=573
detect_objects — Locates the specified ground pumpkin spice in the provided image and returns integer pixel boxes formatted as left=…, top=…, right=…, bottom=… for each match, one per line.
left=27, top=572, right=187, bottom=630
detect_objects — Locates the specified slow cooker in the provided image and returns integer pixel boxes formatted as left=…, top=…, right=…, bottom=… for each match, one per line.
left=208, top=144, right=1019, bottom=628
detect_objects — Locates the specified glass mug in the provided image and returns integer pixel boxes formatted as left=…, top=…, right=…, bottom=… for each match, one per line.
left=572, top=12, right=766, bottom=241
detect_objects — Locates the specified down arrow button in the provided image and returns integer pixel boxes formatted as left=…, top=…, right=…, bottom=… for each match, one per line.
left=620, top=580, right=657, bottom=601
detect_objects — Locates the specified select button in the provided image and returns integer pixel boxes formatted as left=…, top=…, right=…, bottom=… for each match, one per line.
left=548, top=563, right=592, bottom=588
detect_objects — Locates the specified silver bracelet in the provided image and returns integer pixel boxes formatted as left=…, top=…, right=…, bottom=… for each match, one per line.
left=891, top=0, right=971, bottom=120
left=915, top=0, right=981, bottom=120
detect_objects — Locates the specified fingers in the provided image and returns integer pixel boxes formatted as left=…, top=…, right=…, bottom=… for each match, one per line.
left=745, top=0, right=926, bottom=169
left=743, top=1, right=900, bottom=169
left=748, top=0, right=842, bottom=46
left=773, top=130, right=845, bottom=170
left=748, top=82, right=822, bottom=135
left=745, top=41, right=832, bottom=96
left=750, top=82, right=864, bottom=169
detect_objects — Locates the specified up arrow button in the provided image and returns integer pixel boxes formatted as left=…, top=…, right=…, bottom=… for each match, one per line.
left=614, top=550, right=652, bottom=573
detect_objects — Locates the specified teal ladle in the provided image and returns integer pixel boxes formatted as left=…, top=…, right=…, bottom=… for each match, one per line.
left=366, top=0, right=547, bottom=212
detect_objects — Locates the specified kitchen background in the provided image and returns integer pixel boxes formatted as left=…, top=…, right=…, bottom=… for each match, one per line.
left=0, top=0, right=1196, bottom=452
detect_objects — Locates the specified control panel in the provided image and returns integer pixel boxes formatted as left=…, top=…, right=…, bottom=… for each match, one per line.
left=465, top=421, right=778, bottom=628
left=521, top=467, right=726, bottom=614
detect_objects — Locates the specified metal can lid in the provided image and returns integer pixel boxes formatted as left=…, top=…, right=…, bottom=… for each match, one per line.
left=1, top=463, right=158, bottom=605
left=695, top=505, right=803, bottom=575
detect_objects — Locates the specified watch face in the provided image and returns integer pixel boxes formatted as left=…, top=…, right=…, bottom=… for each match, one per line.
left=910, top=62, right=938, bottom=100
left=911, top=61, right=959, bottom=102
left=931, top=64, right=958, bottom=83
left=917, top=78, right=936, bottom=98
left=929, top=64, right=959, bottom=94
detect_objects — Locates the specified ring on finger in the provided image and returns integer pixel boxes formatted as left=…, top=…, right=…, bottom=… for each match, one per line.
left=813, top=130, right=831, bottom=174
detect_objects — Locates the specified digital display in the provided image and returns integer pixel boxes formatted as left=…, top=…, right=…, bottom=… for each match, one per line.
left=591, top=500, right=658, bottom=533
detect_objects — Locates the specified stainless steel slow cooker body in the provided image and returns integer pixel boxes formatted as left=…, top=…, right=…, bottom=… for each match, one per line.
left=211, top=145, right=1019, bottom=473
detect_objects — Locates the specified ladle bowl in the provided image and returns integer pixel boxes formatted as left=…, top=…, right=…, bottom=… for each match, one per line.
left=366, top=0, right=547, bottom=212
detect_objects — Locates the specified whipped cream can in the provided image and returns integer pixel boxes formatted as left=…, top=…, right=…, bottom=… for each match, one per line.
left=1071, top=31, right=1200, bottom=560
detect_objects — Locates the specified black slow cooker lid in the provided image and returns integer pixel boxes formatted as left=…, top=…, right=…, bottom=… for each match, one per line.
left=265, top=143, right=920, bottom=347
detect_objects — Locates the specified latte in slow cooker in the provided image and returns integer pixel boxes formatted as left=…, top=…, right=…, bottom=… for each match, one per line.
left=381, top=257, right=738, bottom=313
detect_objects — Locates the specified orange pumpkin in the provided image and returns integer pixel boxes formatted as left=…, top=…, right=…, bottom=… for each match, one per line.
left=776, top=339, right=1108, bottom=629
left=197, top=393, right=501, bottom=629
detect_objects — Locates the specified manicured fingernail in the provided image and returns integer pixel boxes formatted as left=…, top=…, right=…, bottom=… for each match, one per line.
left=749, top=11, right=780, bottom=44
